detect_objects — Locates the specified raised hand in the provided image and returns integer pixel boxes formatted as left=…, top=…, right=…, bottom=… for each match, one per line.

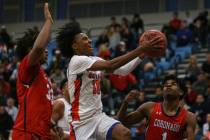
left=44, top=3, right=53, bottom=24
left=124, top=90, right=139, bottom=102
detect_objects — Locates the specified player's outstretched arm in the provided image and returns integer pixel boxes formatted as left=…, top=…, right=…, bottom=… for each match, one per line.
left=89, top=36, right=161, bottom=73
left=28, top=2, right=53, bottom=66
left=185, top=112, right=196, bottom=140
left=116, top=90, right=154, bottom=126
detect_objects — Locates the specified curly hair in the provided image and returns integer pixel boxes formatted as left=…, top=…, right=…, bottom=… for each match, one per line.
left=15, top=29, right=39, bottom=61
left=162, top=74, right=187, bottom=99
left=56, top=23, right=81, bottom=58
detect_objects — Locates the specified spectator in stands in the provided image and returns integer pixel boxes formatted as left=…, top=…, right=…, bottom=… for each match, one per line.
left=130, top=13, right=144, bottom=36
left=98, top=43, right=111, bottom=60
left=203, top=113, right=210, bottom=136
left=169, top=11, right=181, bottom=34
left=121, top=17, right=130, bottom=28
left=107, top=25, right=121, bottom=52
left=176, top=20, right=193, bottom=46
left=5, top=97, right=18, bottom=121
left=109, top=73, right=137, bottom=94
left=0, top=74, right=11, bottom=97
left=121, top=24, right=135, bottom=50
left=184, top=81, right=197, bottom=106
left=192, top=73, right=209, bottom=95
left=0, top=104, right=13, bottom=140
left=101, top=73, right=115, bottom=115
left=50, top=66, right=65, bottom=87
left=0, top=26, right=12, bottom=49
left=185, top=11, right=193, bottom=25
left=49, top=49, right=67, bottom=71
left=135, top=90, right=148, bottom=109
left=202, top=53, right=210, bottom=75
left=185, top=55, right=201, bottom=82
left=153, top=86, right=163, bottom=102
left=95, top=28, right=109, bottom=49
left=194, top=11, right=208, bottom=47
left=191, top=94, right=207, bottom=128
left=109, top=16, right=121, bottom=30
left=114, top=41, right=127, bottom=57
left=51, top=79, right=62, bottom=99
left=109, top=72, right=138, bottom=109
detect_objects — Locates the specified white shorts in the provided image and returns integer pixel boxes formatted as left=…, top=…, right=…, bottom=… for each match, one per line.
left=70, top=113, right=120, bottom=140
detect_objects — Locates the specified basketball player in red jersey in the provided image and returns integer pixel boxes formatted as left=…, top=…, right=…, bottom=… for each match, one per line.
left=12, top=3, right=59, bottom=140
left=117, top=75, right=196, bottom=140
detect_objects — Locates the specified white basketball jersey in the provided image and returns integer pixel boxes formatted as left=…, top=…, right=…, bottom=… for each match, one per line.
left=57, top=98, right=71, bottom=132
left=67, top=55, right=103, bottom=122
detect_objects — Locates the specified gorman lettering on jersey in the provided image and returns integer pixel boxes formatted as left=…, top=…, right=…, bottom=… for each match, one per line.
left=88, top=71, right=102, bottom=80
left=154, top=119, right=181, bottom=132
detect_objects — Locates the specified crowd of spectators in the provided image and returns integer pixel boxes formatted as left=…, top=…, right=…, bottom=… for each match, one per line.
left=0, top=11, right=210, bottom=139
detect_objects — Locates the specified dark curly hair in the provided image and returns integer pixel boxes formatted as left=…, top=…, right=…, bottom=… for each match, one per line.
left=15, top=29, right=39, bottom=61
left=56, top=23, right=81, bottom=58
left=162, top=74, right=187, bottom=99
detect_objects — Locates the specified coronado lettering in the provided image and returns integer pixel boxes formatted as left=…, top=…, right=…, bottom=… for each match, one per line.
left=154, top=119, right=180, bottom=132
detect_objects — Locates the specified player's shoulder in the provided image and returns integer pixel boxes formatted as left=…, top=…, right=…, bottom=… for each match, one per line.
left=137, top=101, right=156, bottom=115
left=185, top=111, right=196, bottom=124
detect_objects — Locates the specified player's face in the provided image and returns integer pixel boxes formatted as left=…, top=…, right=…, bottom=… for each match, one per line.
left=40, top=49, right=48, bottom=64
left=74, top=33, right=93, bottom=56
left=162, top=79, right=181, bottom=100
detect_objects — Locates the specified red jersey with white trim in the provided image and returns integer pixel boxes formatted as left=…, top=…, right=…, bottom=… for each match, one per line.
left=67, top=55, right=103, bottom=122
left=13, top=55, right=53, bottom=138
left=145, top=103, right=187, bottom=140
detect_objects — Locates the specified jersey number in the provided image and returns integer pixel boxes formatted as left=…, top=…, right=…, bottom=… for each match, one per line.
left=162, top=132, right=167, bottom=140
left=93, top=80, right=100, bottom=95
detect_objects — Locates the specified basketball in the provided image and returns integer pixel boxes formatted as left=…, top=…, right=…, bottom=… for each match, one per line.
left=139, top=30, right=167, bottom=57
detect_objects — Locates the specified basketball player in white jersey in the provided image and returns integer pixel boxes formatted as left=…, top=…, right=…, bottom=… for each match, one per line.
left=51, top=81, right=71, bottom=140
left=56, top=23, right=162, bottom=140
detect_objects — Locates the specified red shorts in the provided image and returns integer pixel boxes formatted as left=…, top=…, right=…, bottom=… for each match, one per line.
left=12, top=129, right=50, bottom=140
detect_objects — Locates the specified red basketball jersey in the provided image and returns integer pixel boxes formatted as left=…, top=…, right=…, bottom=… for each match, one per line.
left=145, top=103, right=187, bottom=140
left=13, top=55, right=53, bottom=138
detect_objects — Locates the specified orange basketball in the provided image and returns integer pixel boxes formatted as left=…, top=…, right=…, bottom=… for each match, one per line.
left=139, top=30, right=167, bottom=57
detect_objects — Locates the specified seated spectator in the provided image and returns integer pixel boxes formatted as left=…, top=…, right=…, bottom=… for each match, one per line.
left=191, top=94, right=208, bottom=128
left=192, top=73, right=209, bottom=95
left=107, top=25, right=121, bottom=52
left=184, top=81, right=197, bottom=106
left=5, top=97, right=18, bottom=121
left=0, top=104, right=13, bottom=139
left=185, top=11, right=193, bottom=25
left=153, top=86, right=163, bottom=102
left=169, top=11, right=181, bottom=34
left=176, top=20, right=193, bottom=46
left=95, top=28, right=109, bottom=48
left=50, top=66, right=65, bottom=87
left=114, top=41, right=127, bottom=57
left=0, top=74, right=11, bottom=96
left=203, top=113, right=210, bottom=136
left=130, top=13, right=144, bottom=36
left=98, top=43, right=111, bottom=60
left=185, top=55, right=201, bottom=82
left=120, top=24, right=135, bottom=50
left=109, top=73, right=137, bottom=92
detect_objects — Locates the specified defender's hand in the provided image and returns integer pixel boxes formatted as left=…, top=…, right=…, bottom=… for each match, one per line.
left=44, top=3, right=53, bottom=24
